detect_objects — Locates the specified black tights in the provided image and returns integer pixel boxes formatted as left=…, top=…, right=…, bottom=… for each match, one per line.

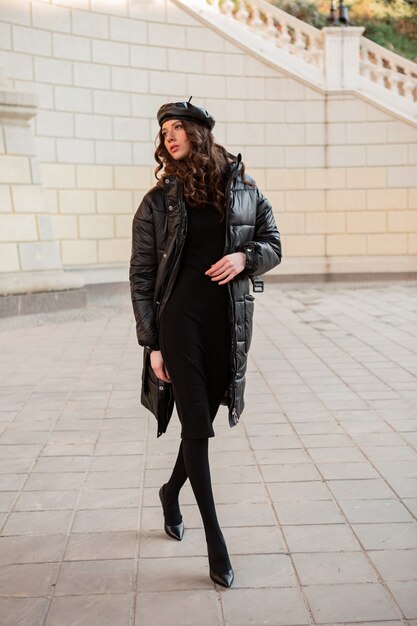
left=164, top=438, right=231, bottom=572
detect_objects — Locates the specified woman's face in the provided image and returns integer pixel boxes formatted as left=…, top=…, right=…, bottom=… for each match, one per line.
left=161, top=119, right=190, bottom=160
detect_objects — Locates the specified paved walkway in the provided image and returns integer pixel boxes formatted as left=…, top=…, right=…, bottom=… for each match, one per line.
left=0, top=280, right=416, bottom=626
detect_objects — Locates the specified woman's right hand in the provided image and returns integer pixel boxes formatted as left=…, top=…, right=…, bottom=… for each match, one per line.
left=150, top=350, right=171, bottom=383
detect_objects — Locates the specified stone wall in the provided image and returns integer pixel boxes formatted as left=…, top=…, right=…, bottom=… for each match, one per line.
left=0, top=0, right=416, bottom=285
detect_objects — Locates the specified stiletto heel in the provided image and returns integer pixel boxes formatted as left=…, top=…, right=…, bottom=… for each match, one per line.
left=207, top=541, right=234, bottom=588
left=159, top=484, right=184, bottom=541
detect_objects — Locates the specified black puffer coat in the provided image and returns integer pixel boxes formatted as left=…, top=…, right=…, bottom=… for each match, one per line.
left=130, top=156, right=281, bottom=428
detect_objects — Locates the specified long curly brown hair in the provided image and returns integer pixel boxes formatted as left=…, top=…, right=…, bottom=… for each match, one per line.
left=154, top=120, right=250, bottom=219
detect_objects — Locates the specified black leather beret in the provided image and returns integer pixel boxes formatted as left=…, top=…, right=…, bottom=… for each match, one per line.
left=157, top=100, right=215, bottom=131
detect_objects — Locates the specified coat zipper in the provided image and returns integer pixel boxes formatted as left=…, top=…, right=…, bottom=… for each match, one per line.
left=223, top=167, right=238, bottom=422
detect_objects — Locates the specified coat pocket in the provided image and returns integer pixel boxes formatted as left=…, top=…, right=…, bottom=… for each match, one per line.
left=243, top=294, right=255, bottom=353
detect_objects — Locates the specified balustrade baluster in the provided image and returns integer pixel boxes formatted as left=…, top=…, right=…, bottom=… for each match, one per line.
left=263, top=14, right=277, bottom=40
left=402, top=71, right=416, bottom=101
left=294, top=27, right=306, bottom=56
left=359, top=47, right=371, bottom=80
left=249, top=6, right=264, bottom=31
left=279, top=20, right=292, bottom=51
left=221, top=0, right=234, bottom=17
left=236, top=0, right=249, bottom=23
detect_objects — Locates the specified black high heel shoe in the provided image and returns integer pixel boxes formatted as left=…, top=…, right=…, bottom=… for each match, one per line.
left=207, top=541, right=234, bottom=588
left=159, top=484, right=184, bottom=541
left=209, top=567, right=234, bottom=588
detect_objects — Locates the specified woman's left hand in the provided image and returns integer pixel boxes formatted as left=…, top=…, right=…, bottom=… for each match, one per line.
left=205, top=252, right=246, bottom=285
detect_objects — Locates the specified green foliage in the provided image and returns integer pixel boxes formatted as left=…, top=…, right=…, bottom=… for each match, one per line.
left=271, top=0, right=417, bottom=60
left=272, top=0, right=327, bottom=27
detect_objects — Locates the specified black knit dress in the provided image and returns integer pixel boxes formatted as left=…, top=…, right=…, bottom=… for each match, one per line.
left=159, top=203, right=231, bottom=439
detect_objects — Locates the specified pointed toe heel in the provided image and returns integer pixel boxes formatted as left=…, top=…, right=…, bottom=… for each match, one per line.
left=159, top=485, right=184, bottom=541
left=209, top=568, right=234, bottom=588
left=164, top=520, right=184, bottom=541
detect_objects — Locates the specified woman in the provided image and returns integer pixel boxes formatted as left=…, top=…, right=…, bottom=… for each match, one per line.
left=130, top=99, right=281, bottom=588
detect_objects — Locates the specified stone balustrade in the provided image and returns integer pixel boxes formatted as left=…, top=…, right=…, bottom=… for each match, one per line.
left=360, top=38, right=417, bottom=103
left=210, top=0, right=324, bottom=70
left=204, top=0, right=417, bottom=110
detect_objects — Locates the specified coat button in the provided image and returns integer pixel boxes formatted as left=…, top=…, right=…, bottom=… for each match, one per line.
left=168, top=205, right=173, bottom=211
left=163, top=253, right=167, bottom=258
left=165, top=178, right=169, bottom=183
left=246, top=247, right=252, bottom=252
left=159, top=385, right=164, bottom=390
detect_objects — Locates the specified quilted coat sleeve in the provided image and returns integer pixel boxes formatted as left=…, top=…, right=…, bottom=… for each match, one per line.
left=238, top=187, right=282, bottom=276
left=129, top=193, right=159, bottom=350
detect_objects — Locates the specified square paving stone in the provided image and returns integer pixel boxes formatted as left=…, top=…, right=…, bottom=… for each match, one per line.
left=303, top=583, right=401, bottom=623
left=221, top=587, right=310, bottom=626
left=386, top=581, right=417, bottom=619
left=299, top=434, right=355, bottom=448
left=72, top=508, right=138, bottom=533
left=94, top=441, right=144, bottom=455
left=54, top=559, right=134, bottom=595
left=338, top=499, right=413, bottom=523
left=373, top=461, right=417, bottom=478
left=0, top=562, right=59, bottom=597
left=64, top=531, right=137, bottom=561
left=228, top=553, right=296, bottom=588
left=0, top=597, right=47, bottom=626
left=84, top=471, right=142, bottom=489
left=261, top=463, right=321, bottom=482
left=219, top=525, right=287, bottom=555
left=0, top=458, right=33, bottom=474
left=292, top=421, right=344, bottom=435
left=33, top=456, right=90, bottom=473
left=317, top=462, right=379, bottom=480
left=0, top=474, right=27, bottom=491
left=404, top=499, right=417, bottom=516
left=327, top=479, right=396, bottom=500
left=41, top=443, right=95, bottom=456
left=268, top=481, right=332, bottom=502
left=352, top=522, right=417, bottom=549
left=245, top=424, right=294, bottom=437
left=14, top=490, right=79, bottom=511
left=292, top=551, right=376, bottom=585
left=0, top=534, right=67, bottom=564
left=45, top=594, right=132, bottom=626
left=308, top=447, right=366, bottom=463
left=275, top=500, right=345, bottom=525
left=2, top=510, right=72, bottom=536
left=135, top=590, right=221, bottom=626
left=137, top=556, right=212, bottom=591
left=368, top=549, right=417, bottom=581
left=89, top=455, right=143, bottom=472
left=0, top=491, right=18, bottom=511
left=139, top=528, right=206, bottom=559
left=386, top=478, right=417, bottom=498
left=23, top=472, right=85, bottom=491
left=78, top=488, right=140, bottom=510
left=248, top=435, right=303, bottom=450
left=360, top=446, right=417, bottom=462
left=0, top=444, right=43, bottom=459
left=253, top=449, right=310, bottom=465
left=282, top=524, right=361, bottom=553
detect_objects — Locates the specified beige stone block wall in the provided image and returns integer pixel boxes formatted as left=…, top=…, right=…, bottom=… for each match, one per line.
left=1, top=0, right=416, bottom=280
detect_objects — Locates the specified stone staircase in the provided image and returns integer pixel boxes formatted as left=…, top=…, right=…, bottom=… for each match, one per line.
left=175, top=0, right=417, bottom=125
